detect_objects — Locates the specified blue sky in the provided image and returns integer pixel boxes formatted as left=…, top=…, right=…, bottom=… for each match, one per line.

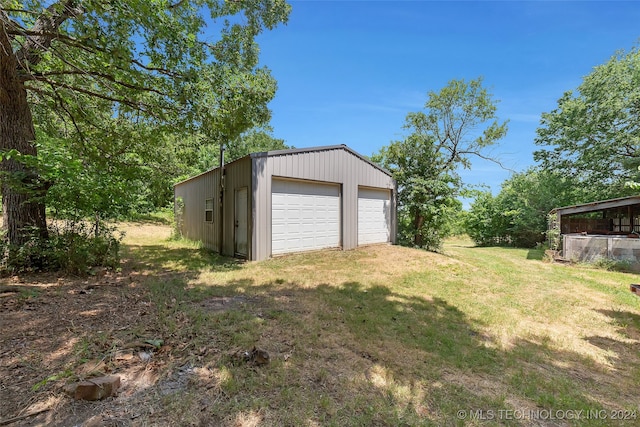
left=255, top=1, right=640, bottom=195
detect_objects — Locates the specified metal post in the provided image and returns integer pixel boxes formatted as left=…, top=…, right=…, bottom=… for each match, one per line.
left=219, top=143, right=225, bottom=254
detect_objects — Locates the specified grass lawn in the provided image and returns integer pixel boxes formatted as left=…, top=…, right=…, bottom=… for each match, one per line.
left=2, top=224, right=640, bottom=426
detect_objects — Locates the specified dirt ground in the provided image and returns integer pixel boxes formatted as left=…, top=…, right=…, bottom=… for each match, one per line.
left=0, top=229, right=186, bottom=426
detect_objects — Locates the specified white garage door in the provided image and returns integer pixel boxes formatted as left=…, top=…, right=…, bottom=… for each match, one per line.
left=358, top=188, right=391, bottom=245
left=272, top=179, right=341, bottom=255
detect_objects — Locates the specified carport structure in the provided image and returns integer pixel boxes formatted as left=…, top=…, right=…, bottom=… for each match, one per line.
left=550, top=195, right=640, bottom=265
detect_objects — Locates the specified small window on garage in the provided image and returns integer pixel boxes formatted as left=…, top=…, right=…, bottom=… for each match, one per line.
left=205, top=198, right=214, bottom=222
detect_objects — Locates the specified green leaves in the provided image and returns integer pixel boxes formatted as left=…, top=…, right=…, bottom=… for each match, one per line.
left=0, top=149, right=21, bottom=161
left=3, top=0, right=290, bottom=227
left=534, top=45, right=640, bottom=198
left=9, top=0, right=291, bottom=147
left=465, top=168, right=588, bottom=247
left=375, top=78, right=506, bottom=251
left=225, top=127, right=290, bottom=162
left=480, top=44, right=640, bottom=248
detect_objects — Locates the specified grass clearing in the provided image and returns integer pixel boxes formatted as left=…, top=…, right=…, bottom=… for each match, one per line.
left=1, top=225, right=639, bottom=426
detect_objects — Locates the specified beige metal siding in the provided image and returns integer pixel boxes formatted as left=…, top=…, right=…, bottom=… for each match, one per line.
left=174, top=156, right=253, bottom=257
left=252, top=147, right=396, bottom=261
left=174, top=169, right=219, bottom=251
left=221, top=157, right=253, bottom=258
left=176, top=146, right=396, bottom=262
left=252, top=156, right=269, bottom=261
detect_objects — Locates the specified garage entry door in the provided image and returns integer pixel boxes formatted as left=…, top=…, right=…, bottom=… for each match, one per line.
left=272, top=179, right=341, bottom=255
left=358, top=187, right=391, bottom=245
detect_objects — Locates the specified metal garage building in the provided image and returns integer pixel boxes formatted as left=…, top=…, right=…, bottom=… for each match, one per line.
left=174, top=145, right=397, bottom=261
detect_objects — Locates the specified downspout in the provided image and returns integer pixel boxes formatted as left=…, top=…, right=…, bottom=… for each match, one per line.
left=219, top=143, right=225, bottom=254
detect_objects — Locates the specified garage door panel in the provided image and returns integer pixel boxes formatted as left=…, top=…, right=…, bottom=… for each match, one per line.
left=272, top=179, right=341, bottom=255
left=358, top=188, right=391, bottom=245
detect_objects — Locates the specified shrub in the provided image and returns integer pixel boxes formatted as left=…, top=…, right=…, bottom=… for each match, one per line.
left=0, top=221, right=123, bottom=275
left=591, top=257, right=634, bottom=273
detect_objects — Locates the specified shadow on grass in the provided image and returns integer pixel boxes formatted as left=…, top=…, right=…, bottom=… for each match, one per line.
left=526, top=248, right=544, bottom=260
left=123, top=243, right=243, bottom=274
left=139, top=277, right=639, bottom=426
left=595, top=308, right=640, bottom=343
left=126, top=215, right=173, bottom=225
left=463, top=244, right=546, bottom=261
left=12, top=246, right=640, bottom=426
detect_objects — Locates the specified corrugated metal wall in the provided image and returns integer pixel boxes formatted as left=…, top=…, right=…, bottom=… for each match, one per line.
left=173, top=156, right=252, bottom=257
left=176, top=146, right=396, bottom=262
left=174, top=169, right=219, bottom=251
left=221, top=157, right=252, bottom=258
left=563, top=234, right=640, bottom=264
left=252, top=147, right=396, bottom=261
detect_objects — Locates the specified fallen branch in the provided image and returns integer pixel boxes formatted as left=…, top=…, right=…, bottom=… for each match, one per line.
left=0, top=408, right=50, bottom=426
left=0, top=285, right=28, bottom=295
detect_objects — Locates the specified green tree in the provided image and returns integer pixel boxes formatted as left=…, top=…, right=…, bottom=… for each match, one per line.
left=226, top=127, right=290, bottom=163
left=1, top=1, right=290, bottom=248
left=174, top=127, right=291, bottom=185
left=534, top=45, right=640, bottom=199
left=374, top=77, right=508, bottom=251
left=464, top=190, right=507, bottom=246
left=466, top=168, right=589, bottom=247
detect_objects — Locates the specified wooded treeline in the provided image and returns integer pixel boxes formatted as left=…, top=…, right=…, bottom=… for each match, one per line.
left=464, top=46, right=640, bottom=247
left=1, top=2, right=638, bottom=273
left=373, top=45, right=640, bottom=250
left=1, top=1, right=290, bottom=272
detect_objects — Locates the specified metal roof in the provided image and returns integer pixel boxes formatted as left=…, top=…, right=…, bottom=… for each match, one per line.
left=550, top=195, right=640, bottom=216
left=175, top=144, right=392, bottom=187
left=249, top=144, right=393, bottom=177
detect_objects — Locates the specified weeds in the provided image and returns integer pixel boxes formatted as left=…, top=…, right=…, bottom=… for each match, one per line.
left=591, top=256, right=634, bottom=272
left=32, top=369, right=74, bottom=392
left=0, top=220, right=123, bottom=275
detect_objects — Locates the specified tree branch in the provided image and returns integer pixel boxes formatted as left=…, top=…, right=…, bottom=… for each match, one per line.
left=28, top=70, right=168, bottom=97
left=24, top=78, right=158, bottom=114
left=45, top=79, right=88, bottom=143
left=0, top=8, right=40, bottom=15
left=0, top=9, right=24, bottom=42
left=15, top=0, right=84, bottom=71
left=130, top=58, right=180, bottom=77
left=8, top=5, right=192, bottom=83
left=6, top=26, right=84, bottom=45
left=456, top=150, right=515, bottom=173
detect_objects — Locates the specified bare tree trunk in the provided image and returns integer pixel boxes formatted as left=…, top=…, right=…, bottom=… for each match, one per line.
left=0, top=24, right=48, bottom=247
